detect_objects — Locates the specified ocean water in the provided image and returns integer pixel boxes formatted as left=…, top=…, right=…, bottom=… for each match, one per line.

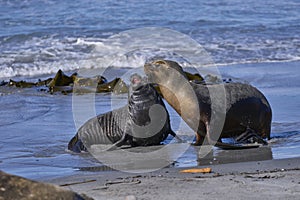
left=0, top=0, right=299, bottom=77
left=0, top=0, right=299, bottom=180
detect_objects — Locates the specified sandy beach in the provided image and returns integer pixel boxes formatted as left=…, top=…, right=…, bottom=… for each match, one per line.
left=47, top=157, right=300, bottom=200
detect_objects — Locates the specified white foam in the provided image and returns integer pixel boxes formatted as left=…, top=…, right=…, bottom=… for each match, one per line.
left=1, top=31, right=300, bottom=79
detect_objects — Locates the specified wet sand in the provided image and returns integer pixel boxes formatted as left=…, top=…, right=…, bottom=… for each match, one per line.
left=48, top=157, right=300, bottom=200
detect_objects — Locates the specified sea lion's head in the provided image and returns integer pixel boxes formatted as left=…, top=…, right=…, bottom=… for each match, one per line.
left=144, top=60, right=203, bottom=132
left=144, top=60, right=187, bottom=84
left=144, top=60, right=193, bottom=115
left=144, top=60, right=188, bottom=84
left=145, top=60, right=205, bottom=85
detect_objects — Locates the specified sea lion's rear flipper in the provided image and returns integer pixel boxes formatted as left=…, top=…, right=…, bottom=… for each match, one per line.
left=235, top=127, right=268, bottom=145
left=215, top=141, right=261, bottom=150
left=205, top=124, right=261, bottom=150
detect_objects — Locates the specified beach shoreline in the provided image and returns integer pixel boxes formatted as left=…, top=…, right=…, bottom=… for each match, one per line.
left=47, top=157, right=300, bottom=200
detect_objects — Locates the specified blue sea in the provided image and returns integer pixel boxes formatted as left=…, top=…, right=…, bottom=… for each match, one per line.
left=0, top=0, right=299, bottom=180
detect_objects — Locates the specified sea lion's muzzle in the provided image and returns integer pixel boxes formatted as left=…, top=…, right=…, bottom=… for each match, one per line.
left=144, top=63, right=161, bottom=83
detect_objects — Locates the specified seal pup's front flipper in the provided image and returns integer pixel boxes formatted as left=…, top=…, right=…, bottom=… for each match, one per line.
left=68, top=135, right=87, bottom=153
left=105, top=133, right=132, bottom=151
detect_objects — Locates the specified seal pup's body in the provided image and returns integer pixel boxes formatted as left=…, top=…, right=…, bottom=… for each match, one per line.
left=68, top=74, right=179, bottom=152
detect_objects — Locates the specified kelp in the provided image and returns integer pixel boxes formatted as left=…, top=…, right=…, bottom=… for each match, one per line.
left=0, top=69, right=223, bottom=95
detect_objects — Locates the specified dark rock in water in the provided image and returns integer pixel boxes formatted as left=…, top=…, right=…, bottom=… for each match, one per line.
left=0, top=171, right=93, bottom=200
left=49, top=85, right=74, bottom=95
left=74, top=75, right=107, bottom=87
left=36, top=78, right=53, bottom=87
left=0, top=80, right=8, bottom=86
left=112, top=78, right=128, bottom=94
left=8, top=79, right=37, bottom=88
left=47, top=70, right=110, bottom=94
left=48, top=69, right=76, bottom=87
left=96, top=77, right=128, bottom=94
left=185, top=71, right=204, bottom=83
left=0, top=69, right=126, bottom=94
left=203, top=74, right=223, bottom=84
left=48, top=70, right=107, bottom=88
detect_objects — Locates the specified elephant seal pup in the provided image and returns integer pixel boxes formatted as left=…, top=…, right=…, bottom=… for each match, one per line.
left=144, top=60, right=272, bottom=148
left=68, top=73, right=180, bottom=153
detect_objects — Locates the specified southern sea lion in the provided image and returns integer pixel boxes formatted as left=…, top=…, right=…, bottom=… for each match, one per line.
left=144, top=60, right=272, bottom=148
left=68, top=73, right=180, bottom=152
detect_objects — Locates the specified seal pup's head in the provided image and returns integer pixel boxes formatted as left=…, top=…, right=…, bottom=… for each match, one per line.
left=129, top=73, right=145, bottom=91
left=128, top=73, right=149, bottom=100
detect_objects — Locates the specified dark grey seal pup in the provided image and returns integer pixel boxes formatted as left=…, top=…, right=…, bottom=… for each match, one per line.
left=68, top=73, right=180, bottom=152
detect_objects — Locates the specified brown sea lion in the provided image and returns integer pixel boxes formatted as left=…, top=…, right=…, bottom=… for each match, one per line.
left=144, top=60, right=272, bottom=148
